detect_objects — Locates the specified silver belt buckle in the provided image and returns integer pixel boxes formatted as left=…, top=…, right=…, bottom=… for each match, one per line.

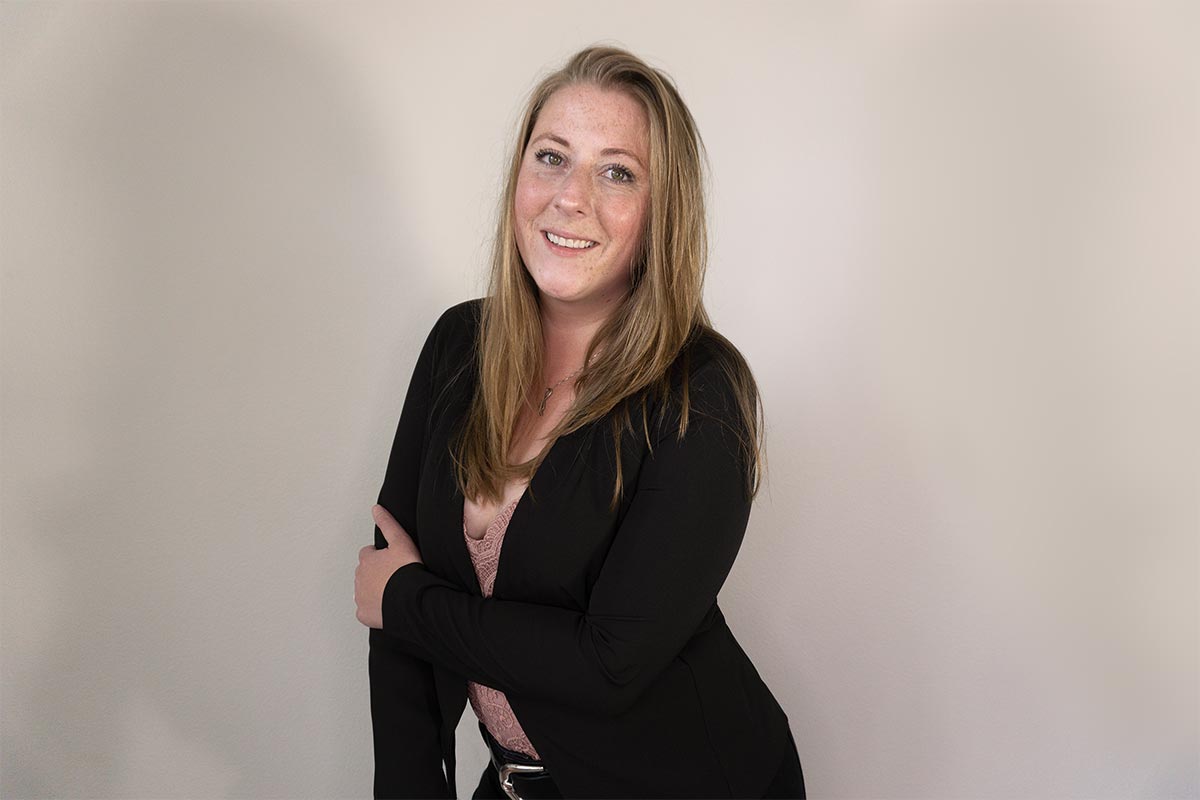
left=492, top=756, right=546, bottom=800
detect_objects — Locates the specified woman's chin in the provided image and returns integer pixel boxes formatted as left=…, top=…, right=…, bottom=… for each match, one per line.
left=537, top=292, right=588, bottom=312
left=528, top=271, right=630, bottom=315
left=532, top=279, right=589, bottom=306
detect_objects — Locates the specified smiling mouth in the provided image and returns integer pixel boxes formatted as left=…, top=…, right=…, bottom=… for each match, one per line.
left=544, top=231, right=598, bottom=249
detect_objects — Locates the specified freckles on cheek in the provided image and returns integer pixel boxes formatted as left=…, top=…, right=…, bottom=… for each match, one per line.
left=615, top=194, right=647, bottom=224
left=515, top=183, right=546, bottom=222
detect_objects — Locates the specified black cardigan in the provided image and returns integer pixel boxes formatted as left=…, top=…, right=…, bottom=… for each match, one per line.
left=369, top=299, right=794, bottom=798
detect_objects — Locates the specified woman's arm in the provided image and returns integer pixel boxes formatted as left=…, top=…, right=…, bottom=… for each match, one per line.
left=368, top=636, right=449, bottom=798
left=368, top=308, right=455, bottom=799
left=378, top=359, right=753, bottom=718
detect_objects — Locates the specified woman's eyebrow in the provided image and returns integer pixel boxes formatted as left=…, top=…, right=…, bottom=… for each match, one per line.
left=599, top=147, right=645, bottom=169
left=530, top=133, right=646, bottom=169
left=531, top=133, right=571, bottom=149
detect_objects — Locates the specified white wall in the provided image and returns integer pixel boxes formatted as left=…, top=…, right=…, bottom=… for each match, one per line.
left=2, top=2, right=1195, bottom=797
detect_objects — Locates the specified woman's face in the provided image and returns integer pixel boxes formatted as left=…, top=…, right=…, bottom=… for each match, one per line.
left=514, top=84, right=651, bottom=320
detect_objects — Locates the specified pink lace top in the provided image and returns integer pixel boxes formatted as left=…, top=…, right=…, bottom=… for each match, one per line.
left=463, top=497, right=542, bottom=760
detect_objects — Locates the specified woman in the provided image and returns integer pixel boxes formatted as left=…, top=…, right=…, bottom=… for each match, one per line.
left=354, top=45, right=807, bottom=799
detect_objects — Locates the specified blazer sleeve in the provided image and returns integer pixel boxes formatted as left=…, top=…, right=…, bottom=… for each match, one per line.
left=378, top=358, right=753, bottom=717
left=368, top=309, right=453, bottom=799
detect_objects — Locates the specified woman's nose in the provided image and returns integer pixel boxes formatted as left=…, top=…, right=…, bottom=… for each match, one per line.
left=552, top=168, right=590, bottom=215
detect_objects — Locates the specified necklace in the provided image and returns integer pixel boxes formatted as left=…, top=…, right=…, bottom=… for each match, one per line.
left=537, top=353, right=598, bottom=416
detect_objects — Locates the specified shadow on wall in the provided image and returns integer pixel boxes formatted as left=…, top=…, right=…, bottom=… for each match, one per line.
left=6, top=2, right=433, bottom=796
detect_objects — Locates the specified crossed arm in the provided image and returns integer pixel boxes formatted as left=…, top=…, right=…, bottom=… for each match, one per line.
left=375, top=351, right=753, bottom=718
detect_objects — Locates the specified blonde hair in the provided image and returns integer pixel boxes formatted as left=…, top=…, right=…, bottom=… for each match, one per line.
left=453, top=44, right=763, bottom=509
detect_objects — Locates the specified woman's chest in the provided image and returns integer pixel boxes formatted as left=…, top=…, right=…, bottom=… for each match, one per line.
left=416, top=405, right=643, bottom=611
left=461, top=404, right=555, bottom=540
left=462, top=483, right=527, bottom=542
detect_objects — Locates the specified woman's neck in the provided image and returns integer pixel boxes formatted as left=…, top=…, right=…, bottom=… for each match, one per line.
left=538, top=298, right=609, bottom=378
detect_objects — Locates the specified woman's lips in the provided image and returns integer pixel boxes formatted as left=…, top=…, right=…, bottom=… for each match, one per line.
left=542, top=230, right=598, bottom=255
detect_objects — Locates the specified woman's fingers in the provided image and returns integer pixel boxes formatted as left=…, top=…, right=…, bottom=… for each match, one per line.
left=371, top=503, right=405, bottom=546
left=354, top=504, right=423, bottom=628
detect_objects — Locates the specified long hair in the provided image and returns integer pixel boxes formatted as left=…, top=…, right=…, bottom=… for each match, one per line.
left=453, top=44, right=764, bottom=509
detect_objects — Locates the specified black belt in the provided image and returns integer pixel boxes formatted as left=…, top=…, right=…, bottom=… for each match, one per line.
left=478, top=720, right=560, bottom=799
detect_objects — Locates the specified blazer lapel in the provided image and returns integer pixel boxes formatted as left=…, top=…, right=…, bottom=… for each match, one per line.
left=491, top=421, right=595, bottom=599
left=420, top=349, right=599, bottom=601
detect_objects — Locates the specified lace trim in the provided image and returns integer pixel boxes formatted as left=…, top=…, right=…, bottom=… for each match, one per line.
left=462, top=495, right=539, bottom=759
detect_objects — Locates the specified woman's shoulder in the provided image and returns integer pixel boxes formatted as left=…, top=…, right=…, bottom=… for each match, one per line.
left=419, top=297, right=484, bottom=367
left=413, top=298, right=484, bottom=398
left=669, top=325, right=756, bottom=405
left=630, top=324, right=759, bottom=446
left=429, top=297, right=484, bottom=344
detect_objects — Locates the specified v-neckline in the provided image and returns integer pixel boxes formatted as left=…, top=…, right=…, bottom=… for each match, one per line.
left=463, top=491, right=525, bottom=542
left=444, top=420, right=592, bottom=598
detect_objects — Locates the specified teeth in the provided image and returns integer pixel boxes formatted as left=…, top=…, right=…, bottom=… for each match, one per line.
left=546, top=231, right=596, bottom=249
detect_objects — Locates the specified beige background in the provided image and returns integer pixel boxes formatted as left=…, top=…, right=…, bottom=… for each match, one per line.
left=2, top=1, right=1196, bottom=797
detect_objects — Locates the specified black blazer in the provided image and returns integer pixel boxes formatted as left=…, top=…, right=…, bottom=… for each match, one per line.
left=369, top=299, right=795, bottom=798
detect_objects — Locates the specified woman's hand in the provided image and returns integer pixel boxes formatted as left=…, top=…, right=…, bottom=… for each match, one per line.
left=355, top=504, right=423, bottom=629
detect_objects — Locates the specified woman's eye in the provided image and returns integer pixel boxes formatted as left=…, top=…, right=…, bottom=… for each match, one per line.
left=534, top=149, right=564, bottom=167
left=606, top=165, right=635, bottom=183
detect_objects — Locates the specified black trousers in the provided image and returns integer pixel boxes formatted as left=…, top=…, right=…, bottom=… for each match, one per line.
left=471, top=725, right=806, bottom=799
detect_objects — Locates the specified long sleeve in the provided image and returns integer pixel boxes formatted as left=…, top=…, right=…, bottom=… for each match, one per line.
left=369, top=309, right=452, bottom=799
left=379, top=358, right=753, bottom=718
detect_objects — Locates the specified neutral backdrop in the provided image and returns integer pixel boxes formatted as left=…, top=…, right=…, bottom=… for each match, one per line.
left=2, top=2, right=1196, bottom=798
